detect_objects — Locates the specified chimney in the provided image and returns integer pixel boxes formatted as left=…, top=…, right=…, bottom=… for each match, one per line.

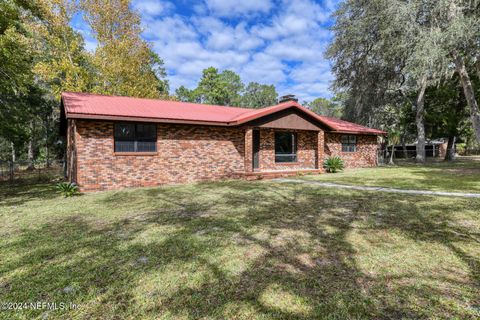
left=279, top=94, right=298, bottom=103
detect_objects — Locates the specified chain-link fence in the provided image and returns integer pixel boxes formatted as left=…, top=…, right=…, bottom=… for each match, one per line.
left=0, top=160, right=65, bottom=183
left=377, top=145, right=448, bottom=165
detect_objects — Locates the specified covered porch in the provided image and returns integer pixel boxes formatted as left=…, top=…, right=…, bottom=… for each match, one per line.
left=241, top=108, right=327, bottom=179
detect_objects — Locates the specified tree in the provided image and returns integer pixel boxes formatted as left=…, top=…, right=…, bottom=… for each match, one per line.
left=195, top=67, right=227, bottom=104
left=442, top=1, right=480, bottom=143
left=175, top=86, right=199, bottom=103
left=241, top=82, right=278, bottom=108
left=387, top=129, right=401, bottom=165
left=31, top=0, right=94, bottom=100
left=326, top=0, right=404, bottom=127
left=326, top=0, right=479, bottom=163
left=1, top=0, right=174, bottom=164
left=81, top=0, right=169, bottom=98
left=219, top=70, right=243, bottom=106
left=176, top=72, right=278, bottom=108
left=424, top=77, right=470, bottom=162
left=0, top=0, right=41, bottom=162
left=453, top=55, right=480, bottom=142
left=307, top=97, right=343, bottom=118
left=189, top=67, right=245, bottom=106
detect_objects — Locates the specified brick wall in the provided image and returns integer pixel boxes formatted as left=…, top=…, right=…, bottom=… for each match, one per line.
left=70, top=120, right=379, bottom=191
left=257, top=129, right=318, bottom=171
left=324, top=133, right=378, bottom=168
left=74, top=120, right=245, bottom=191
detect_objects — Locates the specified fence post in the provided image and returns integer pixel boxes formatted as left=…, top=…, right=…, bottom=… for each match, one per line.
left=9, top=161, right=14, bottom=182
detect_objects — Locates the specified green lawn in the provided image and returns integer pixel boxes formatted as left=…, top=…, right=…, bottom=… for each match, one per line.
left=302, top=156, right=480, bottom=193
left=0, top=165, right=479, bottom=319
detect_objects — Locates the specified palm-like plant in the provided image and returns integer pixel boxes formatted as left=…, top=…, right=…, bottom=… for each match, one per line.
left=56, top=182, right=79, bottom=197
left=323, top=156, right=345, bottom=173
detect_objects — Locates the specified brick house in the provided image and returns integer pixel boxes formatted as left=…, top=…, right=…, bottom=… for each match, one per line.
left=60, top=92, right=385, bottom=191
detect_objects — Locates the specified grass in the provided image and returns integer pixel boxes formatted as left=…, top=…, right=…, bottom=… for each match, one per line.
left=302, top=156, right=480, bottom=193
left=0, top=163, right=479, bottom=319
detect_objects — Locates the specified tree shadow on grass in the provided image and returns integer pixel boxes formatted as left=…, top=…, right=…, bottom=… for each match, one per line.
left=1, top=181, right=479, bottom=319
left=0, top=180, right=60, bottom=207
left=367, top=195, right=480, bottom=285
left=401, top=168, right=480, bottom=192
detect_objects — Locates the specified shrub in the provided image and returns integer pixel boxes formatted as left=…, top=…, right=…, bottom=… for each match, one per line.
left=323, top=156, right=345, bottom=173
left=56, top=182, right=79, bottom=197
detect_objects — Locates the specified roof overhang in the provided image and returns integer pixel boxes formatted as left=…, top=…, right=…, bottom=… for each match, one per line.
left=60, top=93, right=386, bottom=135
left=65, top=113, right=232, bottom=127
left=329, top=130, right=387, bottom=136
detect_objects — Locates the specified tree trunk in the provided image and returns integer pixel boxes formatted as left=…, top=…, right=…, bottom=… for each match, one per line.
left=454, top=55, right=480, bottom=143
left=389, top=144, right=395, bottom=165
left=45, top=142, right=50, bottom=168
left=414, top=75, right=428, bottom=163
left=27, top=120, right=35, bottom=170
left=444, top=135, right=456, bottom=161
left=11, top=142, right=15, bottom=162
left=476, top=55, right=480, bottom=80
left=45, top=117, right=50, bottom=168
left=401, top=131, right=408, bottom=159
left=27, top=140, right=34, bottom=170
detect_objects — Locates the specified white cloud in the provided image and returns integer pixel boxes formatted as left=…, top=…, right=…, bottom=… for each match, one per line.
left=252, top=0, right=330, bottom=40
left=192, top=18, right=263, bottom=51
left=287, top=81, right=333, bottom=102
left=132, top=0, right=338, bottom=100
left=284, top=60, right=335, bottom=102
left=265, top=41, right=320, bottom=62
left=204, top=0, right=272, bottom=17
left=132, top=0, right=174, bottom=17
left=241, top=52, right=287, bottom=84
left=289, top=61, right=333, bottom=83
left=143, top=16, right=198, bottom=42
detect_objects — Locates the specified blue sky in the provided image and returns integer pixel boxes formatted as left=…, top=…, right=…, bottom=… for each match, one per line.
left=73, top=0, right=340, bottom=102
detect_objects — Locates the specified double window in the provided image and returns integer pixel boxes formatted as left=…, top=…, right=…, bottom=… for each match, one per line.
left=341, top=135, right=357, bottom=152
left=114, top=123, right=157, bottom=153
left=275, top=132, right=297, bottom=163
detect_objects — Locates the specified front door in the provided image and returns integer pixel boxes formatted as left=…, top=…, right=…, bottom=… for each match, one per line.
left=252, top=130, right=260, bottom=170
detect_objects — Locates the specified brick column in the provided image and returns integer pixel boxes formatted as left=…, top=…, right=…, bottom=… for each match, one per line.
left=244, top=127, right=253, bottom=173
left=316, top=129, right=325, bottom=171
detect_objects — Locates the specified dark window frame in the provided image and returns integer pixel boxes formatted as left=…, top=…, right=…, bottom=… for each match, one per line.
left=341, top=135, right=357, bottom=152
left=114, top=123, right=157, bottom=153
left=274, top=131, right=297, bottom=163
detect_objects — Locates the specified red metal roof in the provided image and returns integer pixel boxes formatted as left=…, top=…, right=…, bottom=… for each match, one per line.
left=316, top=116, right=386, bottom=135
left=61, top=92, right=385, bottom=135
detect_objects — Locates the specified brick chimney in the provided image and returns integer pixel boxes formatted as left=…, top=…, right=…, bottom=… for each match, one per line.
left=279, top=94, right=298, bottom=103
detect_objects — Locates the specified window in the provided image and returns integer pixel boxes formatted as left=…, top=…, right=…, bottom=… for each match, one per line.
left=114, top=123, right=157, bottom=153
left=341, top=135, right=357, bottom=152
left=275, top=132, right=297, bottom=162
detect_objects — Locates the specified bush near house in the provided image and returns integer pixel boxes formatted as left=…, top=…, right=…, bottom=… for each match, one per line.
left=323, top=156, right=345, bottom=173
left=56, top=182, right=79, bottom=197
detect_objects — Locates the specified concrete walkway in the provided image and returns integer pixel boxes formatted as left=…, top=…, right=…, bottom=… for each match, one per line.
left=274, top=178, right=480, bottom=199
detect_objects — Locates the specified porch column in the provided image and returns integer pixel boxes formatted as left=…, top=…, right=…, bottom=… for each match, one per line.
left=316, top=129, right=325, bottom=170
left=244, top=127, right=253, bottom=173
